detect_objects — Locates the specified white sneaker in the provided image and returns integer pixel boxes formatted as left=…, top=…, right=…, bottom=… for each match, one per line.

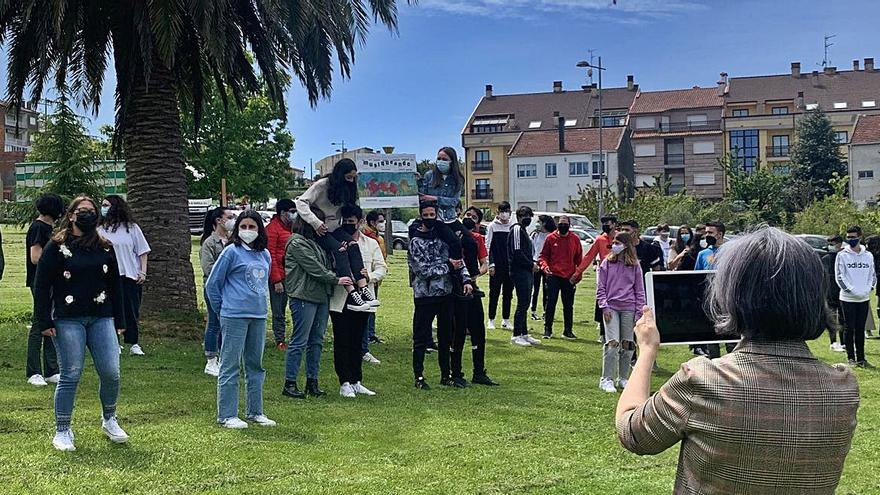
left=45, top=374, right=60, bottom=384
left=487, top=320, right=496, bottom=330
left=352, top=382, right=376, bottom=396
left=340, top=382, right=356, bottom=398
left=204, top=357, right=220, bottom=376
left=219, top=417, right=249, bottom=429
left=599, top=378, right=617, bottom=393
left=523, top=335, right=542, bottom=345
left=246, top=415, right=277, bottom=427
left=102, top=416, right=129, bottom=443
left=52, top=429, right=76, bottom=451
left=617, top=378, right=629, bottom=389
left=511, top=336, right=531, bottom=347
left=119, top=345, right=123, bottom=355
left=831, top=343, right=846, bottom=352
left=501, top=319, right=513, bottom=330
left=27, top=374, right=48, bottom=387
left=129, top=344, right=145, bottom=356
left=362, top=352, right=381, bottom=365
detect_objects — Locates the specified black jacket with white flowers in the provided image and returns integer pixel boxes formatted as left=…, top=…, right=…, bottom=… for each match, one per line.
left=32, top=239, right=126, bottom=332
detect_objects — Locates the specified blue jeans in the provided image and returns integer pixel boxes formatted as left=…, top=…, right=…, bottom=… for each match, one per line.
left=204, top=287, right=222, bottom=358
left=53, top=317, right=120, bottom=432
left=285, top=298, right=329, bottom=382
left=269, top=282, right=289, bottom=344
left=362, top=313, right=376, bottom=355
left=217, top=317, right=266, bottom=421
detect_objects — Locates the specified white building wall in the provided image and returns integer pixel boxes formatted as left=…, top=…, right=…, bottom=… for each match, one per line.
left=850, top=143, right=880, bottom=206
left=508, top=152, right=619, bottom=211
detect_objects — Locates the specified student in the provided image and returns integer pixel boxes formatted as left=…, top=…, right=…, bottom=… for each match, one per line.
left=538, top=215, right=583, bottom=339
left=652, top=224, right=673, bottom=268
left=509, top=205, right=542, bottom=347
left=530, top=215, right=555, bottom=321
left=458, top=208, right=498, bottom=386
left=266, top=199, right=297, bottom=349
left=409, top=202, right=473, bottom=389
left=823, top=235, right=846, bottom=352
left=199, top=206, right=235, bottom=376
left=596, top=231, right=645, bottom=393
left=466, top=206, right=488, bottom=235
left=281, top=206, right=352, bottom=399
left=693, top=221, right=734, bottom=357
left=98, top=195, right=151, bottom=356
left=835, top=225, right=876, bottom=367
left=328, top=266, right=377, bottom=399
left=295, top=158, right=376, bottom=311
left=572, top=215, right=617, bottom=342
left=362, top=210, right=387, bottom=347
left=205, top=210, right=276, bottom=429
left=667, top=225, right=693, bottom=271
left=619, top=220, right=664, bottom=275
left=25, top=193, right=64, bottom=387
left=485, top=201, right=514, bottom=330
left=674, top=233, right=703, bottom=272
left=32, top=196, right=128, bottom=451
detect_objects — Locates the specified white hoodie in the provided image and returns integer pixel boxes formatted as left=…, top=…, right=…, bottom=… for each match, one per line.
left=835, top=244, right=876, bottom=303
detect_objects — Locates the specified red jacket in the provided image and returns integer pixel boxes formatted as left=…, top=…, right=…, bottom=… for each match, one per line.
left=266, top=215, right=292, bottom=284
left=539, top=230, right=583, bottom=279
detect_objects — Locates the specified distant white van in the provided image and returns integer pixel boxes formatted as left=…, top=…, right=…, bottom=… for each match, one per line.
left=525, top=211, right=595, bottom=235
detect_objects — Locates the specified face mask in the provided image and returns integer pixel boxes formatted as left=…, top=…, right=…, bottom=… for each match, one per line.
left=601, top=224, right=612, bottom=234
left=847, top=239, right=860, bottom=248
left=462, top=218, right=477, bottom=230
left=422, top=218, right=438, bottom=229
left=521, top=217, right=532, bottom=227
left=700, top=239, right=708, bottom=249
left=680, top=234, right=691, bottom=242
left=286, top=211, right=297, bottom=223
left=611, top=244, right=625, bottom=255
left=74, top=211, right=98, bottom=232
left=238, top=230, right=258, bottom=244
left=705, top=235, right=717, bottom=247
left=659, top=232, right=669, bottom=240
left=498, top=212, right=511, bottom=222
left=101, top=206, right=110, bottom=216
left=223, top=218, right=236, bottom=233
left=558, top=224, right=570, bottom=235
left=341, top=223, right=358, bottom=235
left=377, top=221, right=386, bottom=232
left=436, top=160, right=451, bottom=174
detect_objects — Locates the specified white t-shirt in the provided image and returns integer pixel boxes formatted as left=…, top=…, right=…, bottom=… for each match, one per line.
left=99, top=223, right=151, bottom=281
left=654, top=237, right=672, bottom=267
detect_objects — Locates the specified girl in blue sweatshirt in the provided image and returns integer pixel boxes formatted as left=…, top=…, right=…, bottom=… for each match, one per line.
left=206, top=210, right=276, bottom=429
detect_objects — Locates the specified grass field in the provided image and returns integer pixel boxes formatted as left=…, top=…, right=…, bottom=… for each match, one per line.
left=0, top=225, right=878, bottom=495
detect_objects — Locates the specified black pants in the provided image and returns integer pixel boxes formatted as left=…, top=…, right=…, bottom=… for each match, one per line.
left=594, top=300, right=606, bottom=338
left=317, top=229, right=366, bottom=283
left=331, top=308, right=368, bottom=385
left=488, top=269, right=513, bottom=321
left=121, top=277, right=143, bottom=345
left=511, top=270, right=533, bottom=337
left=694, top=342, right=737, bottom=358
left=452, top=295, right=487, bottom=378
left=544, top=275, right=576, bottom=335
left=841, top=300, right=868, bottom=362
left=828, top=303, right=844, bottom=344
left=531, top=271, right=548, bottom=313
left=412, top=297, right=454, bottom=380
left=27, top=288, right=57, bottom=378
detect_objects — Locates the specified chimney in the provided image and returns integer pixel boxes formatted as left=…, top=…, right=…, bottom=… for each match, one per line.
left=508, top=113, right=518, bottom=130
left=552, top=111, right=560, bottom=125
left=591, top=83, right=599, bottom=97
left=557, top=116, right=565, bottom=152
left=853, top=59, right=860, bottom=71
left=791, top=62, right=801, bottom=77
left=553, top=81, right=563, bottom=93
left=796, top=91, right=805, bottom=110
left=717, top=72, right=729, bottom=96
left=812, top=70, right=819, bottom=85
left=824, top=66, right=836, bottom=75
left=866, top=58, right=875, bottom=71
left=627, top=75, right=634, bottom=91
left=485, top=84, right=493, bottom=98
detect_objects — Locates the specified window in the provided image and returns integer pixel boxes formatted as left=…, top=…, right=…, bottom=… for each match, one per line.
left=564, top=119, right=577, bottom=127
left=569, top=161, right=589, bottom=176
left=693, top=141, right=715, bottom=154
left=834, top=131, right=849, bottom=144
left=591, top=153, right=605, bottom=179
left=528, top=121, right=542, bottom=129
left=545, top=162, right=557, bottom=178
left=770, top=135, right=790, bottom=157
left=731, top=109, right=749, bottom=117
left=600, top=111, right=627, bottom=127
left=473, top=150, right=492, bottom=171
left=471, top=116, right=507, bottom=133
left=29, top=116, right=37, bottom=125
left=693, top=173, right=716, bottom=185
left=517, top=163, right=537, bottom=178
left=471, top=124, right=504, bottom=133
left=833, top=102, right=848, bottom=109
left=665, top=139, right=684, bottom=165
left=772, top=106, right=789, bottom=115
left=863, top=100, right=876, bottom=108
left=635, top=117, right=655, bottom=129
left=475, top=150, right=490, bottom=162
left=665, top=169, right=685, bottom=194
left=686, top=114, right=708, bottom=126
left=729, top=129, right=759, bottom=173
left=806, top=103, right=819, bottom=110
left=634, top=144, right=656, bottom=157
left=773, top=165, right=791, bottom=175
left=858, top=170, right=874, bottom=180
left=474, top=179, right=491, bottom=200
left=545, top=200, right=558, bottom=211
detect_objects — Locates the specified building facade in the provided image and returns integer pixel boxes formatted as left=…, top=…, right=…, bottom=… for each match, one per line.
left=849, top=114, right=880, bottom=205
left=16, top=160, right=128, bottom=197
left=0, top=102, right=40, bottom=200
left=314, top=147, right=376, bottom=177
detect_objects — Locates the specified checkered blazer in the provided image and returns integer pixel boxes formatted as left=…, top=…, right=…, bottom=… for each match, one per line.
left=617, top=340, right=860, bottom=494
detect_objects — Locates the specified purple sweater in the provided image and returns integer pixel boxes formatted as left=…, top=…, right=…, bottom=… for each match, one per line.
left=597, top=258, right=646, bottom=319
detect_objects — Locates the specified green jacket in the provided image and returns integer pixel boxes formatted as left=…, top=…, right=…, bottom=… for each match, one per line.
left=284, top=233, right=337, bottom=304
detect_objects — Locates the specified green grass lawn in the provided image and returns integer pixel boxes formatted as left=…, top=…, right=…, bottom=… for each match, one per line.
left=0, top=225, right=878, bottom=494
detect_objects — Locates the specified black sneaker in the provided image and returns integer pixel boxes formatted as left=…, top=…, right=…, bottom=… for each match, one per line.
left=368, top=336, right=384, bottom=344
left=542, top=331, right=552, bottom=339
left=360, top=287, right=380, bottom=307
left=415, top=377, right=431, bottom=390
left=306, top=378, right=326, bottom=397
left=531, top=312, right=541, bottom=321
left=440, top=376, right=455, bottom=387
left=848, top=359, right=858, bottom=367
left=562, top=331, right=577, bottom=340
left=282, top=380, right=305, bottom=399
left=452, top=376, right=470, bottom=388
left=347, top=291, right=372, bottom=312
left=856, top=360, right=873, bottom=368
left=472, top=372, right=499, bottom=386
left=426, top=343, right=437, bottom=354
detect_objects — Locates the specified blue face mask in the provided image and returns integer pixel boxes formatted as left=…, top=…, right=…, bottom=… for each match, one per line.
left=680, top=234, right=691, bottom=242
left=436, top=160, right=451, bottom=174
left=101, top=206, right=110, bottom=216
left=847, top=239, right=860, bottom=248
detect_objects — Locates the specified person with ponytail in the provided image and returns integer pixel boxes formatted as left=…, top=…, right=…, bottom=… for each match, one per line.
left=199, top=206, right=235, bottom=376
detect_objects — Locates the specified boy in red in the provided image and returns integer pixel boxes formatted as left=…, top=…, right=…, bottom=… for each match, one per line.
left=266, top=199, right=296, bottom=349
left=539, top=215, right=583, bottom=339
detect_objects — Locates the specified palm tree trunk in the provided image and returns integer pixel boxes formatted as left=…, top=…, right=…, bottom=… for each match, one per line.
left=122, top=58, right=197, bottom=318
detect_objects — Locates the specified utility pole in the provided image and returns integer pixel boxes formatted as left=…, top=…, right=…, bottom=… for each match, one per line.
left=577, top=56, right=606, bottom=221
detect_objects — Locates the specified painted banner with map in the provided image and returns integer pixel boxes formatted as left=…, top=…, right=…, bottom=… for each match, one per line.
left=355, top=153, right=419, bottom=208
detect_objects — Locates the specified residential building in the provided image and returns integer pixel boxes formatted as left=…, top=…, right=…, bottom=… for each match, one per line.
left=461, top=78, right=639, bottom=209
left=507, top=123, right=631, bottom=211
left=628, top=86, right=725, bottom=198
left=849, top=114, right=880, bottom=206
left=15, top=160, right=127, bottom=197
left=723, top=58, right=880, bottom=173
left=314, top=147, right=376, bottom=176
left=0, top=101, right=40, bottom=200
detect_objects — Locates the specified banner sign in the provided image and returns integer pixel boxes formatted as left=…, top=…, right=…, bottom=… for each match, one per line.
left=355, top=153, right=419, bottom=208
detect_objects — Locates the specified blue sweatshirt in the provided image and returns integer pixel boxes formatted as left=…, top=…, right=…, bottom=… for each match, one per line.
left=205, top=243, right=271, bottom=319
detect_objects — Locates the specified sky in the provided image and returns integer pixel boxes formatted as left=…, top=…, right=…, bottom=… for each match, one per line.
left=3, top=0, right=879, bottom=179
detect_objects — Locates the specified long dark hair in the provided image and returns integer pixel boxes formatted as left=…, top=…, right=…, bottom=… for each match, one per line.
left=293, top=205, right=325, bottom=240
left=675, top=225, right=693, bottom=254
left=101, top=195, right=136, bottom=233
left=53, top=196, right=111, bottom=250
left=201, top=206, right=232, bottom=244
left=231, top=210, right=268, bottom=251
left=688, top=233, right=704, bottom=254
left=326, top=158, right=358, bottom=206
left=432, top=146, right=464, bottom=190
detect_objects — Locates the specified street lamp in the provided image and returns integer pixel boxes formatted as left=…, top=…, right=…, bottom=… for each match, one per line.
left=577, top=57, right=606, bottom=221
left=331, top=140, right=347, bottom=153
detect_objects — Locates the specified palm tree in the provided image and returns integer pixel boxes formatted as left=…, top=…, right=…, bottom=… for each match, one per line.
left=1, top=1, right=409, bottom=316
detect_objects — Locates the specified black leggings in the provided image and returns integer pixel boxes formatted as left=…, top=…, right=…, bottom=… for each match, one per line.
left=317, top=229, right=366, bottom=283
left=531, top=271, right=547, bottom=312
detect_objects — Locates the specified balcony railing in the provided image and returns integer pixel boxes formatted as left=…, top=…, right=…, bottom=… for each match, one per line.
left=766, top=145, right=790, bottom=158
left=665, top=153, right=685, bottom=165
left=472, top=188, right=493, bottom=200
left=471, top=160, right=493, bottom=172
left=658, top=120, right=722, bottom=133
left=5, top=144, right=31, bottom=152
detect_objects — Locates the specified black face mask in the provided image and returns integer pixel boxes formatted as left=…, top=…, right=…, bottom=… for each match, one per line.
left=74, top=211, right=98, bottom=232
left=422, top=218, right=438, bottom=229
left=558, top=224, right=570, bottom=235
left=705, top=235, right=717, bottom=246
left=340, top=223, right=358, bottom=235
left=601, top=224, right=612, bottom=234
left=521, top=217, right=532, bottom=227
left=462, top=218, right=477, bottom=231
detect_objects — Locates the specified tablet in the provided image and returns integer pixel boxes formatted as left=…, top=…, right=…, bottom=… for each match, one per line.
left=645, top=271, right=740, bottom=346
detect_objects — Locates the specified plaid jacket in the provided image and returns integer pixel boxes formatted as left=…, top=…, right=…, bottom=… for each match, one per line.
left=617, top=340, right=859, bottom=494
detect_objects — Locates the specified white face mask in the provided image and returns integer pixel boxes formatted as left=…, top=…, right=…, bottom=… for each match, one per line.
left=239, top=230, right=258, bottom=244
left=611, top=244, right=626, bottom=255
left=659, top=232, right=669, bottom=240
left=377, top=221, right=386, bottom=232
left=699, top=239, right=708, bottom=249
left=498, top=212, right=511, bottom=222
left=223, top=218, right=236, bottom=233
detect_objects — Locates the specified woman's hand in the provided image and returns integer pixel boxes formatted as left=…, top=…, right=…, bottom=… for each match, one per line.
left=41, top=328, right=57, bottom=337
left=274, top=282, right=285, bottom=293
left=360, top=268, right=370, bottom=283
left=316, top=224, right=329, bottom=236
left=603, top=310, right=613, bottom=323
left=117, top=328, right=125, bottom=335
left=338, top=277, right=354, bottom=286
left=419, top=193, right=438, bottom=202
left=488, top=266, right=495, bottom=277
left=634, top=306, right=661, bottom=351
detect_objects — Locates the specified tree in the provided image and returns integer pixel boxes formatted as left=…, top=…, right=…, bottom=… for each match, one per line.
left=182, top=85, right=294, bottom=203
left=791, top=108, right=847, bottom=200
left=1, top=1, right=410, bottom=317
left=719, top=153, right=789, bottom=226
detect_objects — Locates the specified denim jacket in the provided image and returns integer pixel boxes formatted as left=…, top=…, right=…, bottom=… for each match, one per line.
left=419, top=170, right=462, bottom=223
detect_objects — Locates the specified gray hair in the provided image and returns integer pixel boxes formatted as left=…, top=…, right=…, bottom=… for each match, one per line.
left=706, top=227, right=828, bottom=341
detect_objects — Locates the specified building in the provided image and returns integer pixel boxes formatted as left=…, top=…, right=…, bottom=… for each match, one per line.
left=290, top=166, right=305, bottom=180
left=15, top=160, right=127, bottom=197
left=461, top=78, right=639, bottom=209
left=723, top=58, right=880, bottom=173
left=507, top=124, right=631, bottom=211
left=0, top=101, right=40, bottom=200
left=849, top=114, right=880, bottom=205
left=314, top=147, right=376, bottom=177
left=629, top=86, right=725, bottom=198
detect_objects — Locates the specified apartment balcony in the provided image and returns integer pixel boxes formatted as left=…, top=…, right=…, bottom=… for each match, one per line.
left=472, top=188, right=493, bottom=200
left=766, top=145, right=790, bottom=158
left=658, top=120, right=722, bottom=133
left=664, top=153, right=685, bottom=165
left=471, top=160, right=493, bottom=172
